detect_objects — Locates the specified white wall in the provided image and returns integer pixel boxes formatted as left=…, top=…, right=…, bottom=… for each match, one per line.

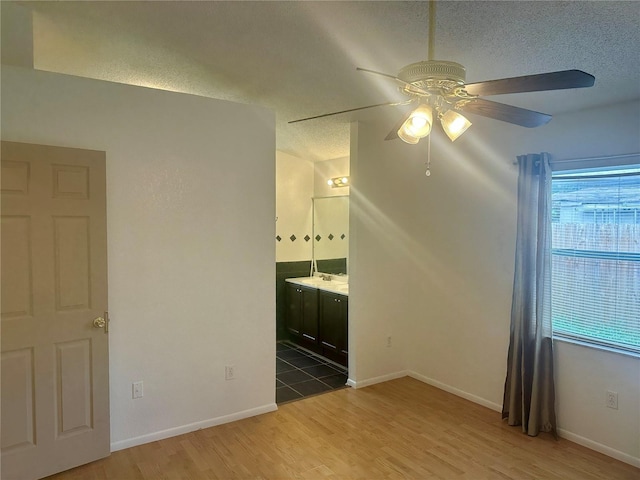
left=275, top=151, right=314, bottom=263
left=349, top=123, right=417, bottom=384
left=1, top=1, right=33, bottom=68
left=1, top=66, right=276, bottom=449
left=350, top=101, right=640, bottom=465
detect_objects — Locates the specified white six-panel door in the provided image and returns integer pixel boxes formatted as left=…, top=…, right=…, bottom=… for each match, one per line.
left=1, top=141, right=110, bottom=479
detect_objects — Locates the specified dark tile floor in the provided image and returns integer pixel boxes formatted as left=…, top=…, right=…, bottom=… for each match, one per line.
left=276, top=341, right=349, bottom=404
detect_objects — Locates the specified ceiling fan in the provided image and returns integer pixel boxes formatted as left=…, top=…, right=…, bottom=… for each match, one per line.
left=289, top=1, right=595, bottom=146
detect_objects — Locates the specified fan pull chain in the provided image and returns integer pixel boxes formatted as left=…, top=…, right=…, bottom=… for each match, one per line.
left=425, top=133, right=432, bottom=177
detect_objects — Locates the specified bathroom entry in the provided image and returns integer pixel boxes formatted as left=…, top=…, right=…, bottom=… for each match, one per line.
left=275, top=341, right=349, bottom=404
left=274, top=154, right=350, bottom=404
left=276, top=195, right=350, bottom=403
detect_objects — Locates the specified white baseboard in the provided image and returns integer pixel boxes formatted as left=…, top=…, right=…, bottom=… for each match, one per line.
left=347, top=370, right=409, bottom=389
left=407, top=372, right=639, bottom=468
left=110, top=377, right=640, bottom=469
left=408, top=371, right=502, bottom=412
left=557, top=428, right=640, bottom=468
left=110, top=403, right=278, bottom=452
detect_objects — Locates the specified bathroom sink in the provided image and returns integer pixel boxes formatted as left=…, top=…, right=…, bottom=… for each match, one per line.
left=298, top=277, right=342, bottom=286
left=332, top=284, right=349, bottom=293
left=297, top=277, right=324, bottom=285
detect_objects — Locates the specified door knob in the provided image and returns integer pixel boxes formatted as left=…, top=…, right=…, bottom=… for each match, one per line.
left=93, top=313, right=109, bottom=334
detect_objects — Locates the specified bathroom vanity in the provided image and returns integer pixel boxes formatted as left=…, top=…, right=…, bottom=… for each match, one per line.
left=285, top=276, right=348, bottom=366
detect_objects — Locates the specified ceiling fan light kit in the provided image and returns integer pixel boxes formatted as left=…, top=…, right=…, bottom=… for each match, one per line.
left=440, top=109, right=473, bottom=142
left=397, top=127, right=420, bottom=145
left=288, top=1, right=595, bottom=172
left=398, top=103, right=433, bottom=143
left=395, top=60, right=475, bottom=144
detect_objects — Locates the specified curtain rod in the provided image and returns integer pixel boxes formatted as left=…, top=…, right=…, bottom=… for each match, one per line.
left=551, top=152, right=640, bottom=165
left=514, top=152, right=640, bottom=165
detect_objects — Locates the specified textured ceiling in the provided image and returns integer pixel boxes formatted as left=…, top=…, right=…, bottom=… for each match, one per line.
left=20, top=1, right=640, bottom=160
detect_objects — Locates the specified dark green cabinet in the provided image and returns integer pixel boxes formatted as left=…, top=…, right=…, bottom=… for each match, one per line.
left=319, top=291, right=348, bottom=366
left=286, top=281, right=349, bottom=367
left=286, top=282, right=319, bottom=352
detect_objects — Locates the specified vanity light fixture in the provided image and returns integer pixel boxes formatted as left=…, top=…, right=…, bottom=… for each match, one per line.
left=328, top=176, right=350, bottom=188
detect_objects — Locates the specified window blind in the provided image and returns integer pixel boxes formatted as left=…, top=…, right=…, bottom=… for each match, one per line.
left=551, top=169, right=640, bottom=355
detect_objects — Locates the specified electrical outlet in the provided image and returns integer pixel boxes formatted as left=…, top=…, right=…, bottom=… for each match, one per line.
left=225, top=365, right=236, bottom=380
left=606, top=390, right=618, bottom=409
left=387, top=336, right=392, bottom=348
left=132, top=381, right=143, bottom=399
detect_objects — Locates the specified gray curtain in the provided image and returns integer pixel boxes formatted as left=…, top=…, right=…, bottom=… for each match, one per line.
left=503, top=153, right=557, bottom=437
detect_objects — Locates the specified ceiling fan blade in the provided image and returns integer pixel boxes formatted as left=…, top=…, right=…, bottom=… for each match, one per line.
left=357, top=67, right=430, bottom=96
left=288, top=102, right=398, bottom=124
left=465, top=70, right=595, bottom=97
left=460, top=98, right=551, bottom=128
left=384, top=110, right=413, bottom=141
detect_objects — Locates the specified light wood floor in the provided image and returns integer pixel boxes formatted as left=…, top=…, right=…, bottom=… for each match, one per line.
left=47, top=377, right=638, bottom=479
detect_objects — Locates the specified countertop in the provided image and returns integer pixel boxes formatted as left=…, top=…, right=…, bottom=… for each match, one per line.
left=285, top=275, right=349, bottom=296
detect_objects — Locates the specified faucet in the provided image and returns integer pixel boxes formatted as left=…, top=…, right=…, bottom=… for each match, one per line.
left=320, top=274, right=332, bottom=281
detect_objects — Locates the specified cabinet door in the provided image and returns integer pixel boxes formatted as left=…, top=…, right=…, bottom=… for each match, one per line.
left=300, top=287, right=318, bottom=343
left=319, top=292, right=346, bottom=357
left=339, top=296, right=349, bottom=357
left=285, top=283, right=301, bottom=336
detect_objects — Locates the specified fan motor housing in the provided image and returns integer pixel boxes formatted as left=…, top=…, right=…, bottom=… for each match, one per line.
left=398, top=60, right=466, bottom=88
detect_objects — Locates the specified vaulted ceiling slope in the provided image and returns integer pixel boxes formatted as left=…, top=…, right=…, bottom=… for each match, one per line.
left=13, top=1, right=640, bottom=160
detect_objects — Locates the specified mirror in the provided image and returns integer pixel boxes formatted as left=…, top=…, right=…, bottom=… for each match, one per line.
left=313, top=196, right=349, bottom=275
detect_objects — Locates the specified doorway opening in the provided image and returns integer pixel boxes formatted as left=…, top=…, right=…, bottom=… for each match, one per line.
left=275, top=341, right=348, bottom=404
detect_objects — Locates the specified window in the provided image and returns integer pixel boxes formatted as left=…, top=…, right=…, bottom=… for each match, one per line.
left=551, top=166, right=640, bottom=355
